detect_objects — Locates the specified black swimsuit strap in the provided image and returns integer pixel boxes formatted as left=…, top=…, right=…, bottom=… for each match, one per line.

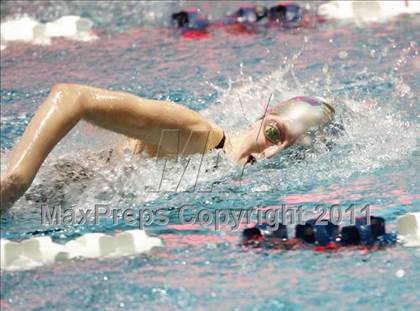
left=214, top=132, right=226, bottom=149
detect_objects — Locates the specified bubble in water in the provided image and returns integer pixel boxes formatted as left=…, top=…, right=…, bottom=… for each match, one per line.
left=395, top=269, right=405, bottom=278
left=370, top=49, right=376, bottom=58
left=338, top=51, right=348, bottom=59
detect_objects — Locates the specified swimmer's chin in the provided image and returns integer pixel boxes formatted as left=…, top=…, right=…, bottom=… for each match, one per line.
left=235, top=155, right=255, bottom=166
left=235, top=146, right=286, bottom=166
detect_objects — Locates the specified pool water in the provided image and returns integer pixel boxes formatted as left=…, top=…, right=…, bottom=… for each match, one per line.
left=1, top=1, right=419, bottom=310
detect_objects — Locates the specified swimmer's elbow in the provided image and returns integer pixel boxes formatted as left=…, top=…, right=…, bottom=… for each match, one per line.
left=49, top=83, right=87, bottom=117
left=53, top=83, right=86, bottom=101
left=51, top=83, right=82, bottom=93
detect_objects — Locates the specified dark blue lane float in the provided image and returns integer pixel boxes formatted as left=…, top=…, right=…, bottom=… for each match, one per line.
left=224, top=2, right=314, bottom=30
left=242, top=216, right=398, bottom=251
left=171, top=2, right=321, bottom=38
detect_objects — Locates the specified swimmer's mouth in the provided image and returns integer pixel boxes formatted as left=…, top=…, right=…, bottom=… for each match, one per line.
left=246, top=154, right=257, bottom=165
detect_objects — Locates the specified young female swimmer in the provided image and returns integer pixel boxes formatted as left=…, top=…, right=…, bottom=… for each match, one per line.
left=0, top=84, right=335, bottom=212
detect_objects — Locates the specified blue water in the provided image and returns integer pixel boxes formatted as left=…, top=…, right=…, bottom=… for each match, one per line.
left=1, top=1, right=419, bottom=310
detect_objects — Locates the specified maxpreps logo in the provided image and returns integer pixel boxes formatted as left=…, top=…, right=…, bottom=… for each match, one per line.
left=41, top=204, right=372, bottom=230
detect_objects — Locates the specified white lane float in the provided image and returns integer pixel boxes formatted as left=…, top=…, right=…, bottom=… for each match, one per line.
left=22, top=236, right=66, bottom=264
left=1, top=213, right=418, bottom=271
left=1, top=14, right=97, bottom=50
left=318, top=1, right=420, bottom=23
left=0, top=15, right=47, bottom=45
left=0, top=230, right=162, bottom=272
left=65, top=233, right=117, bottom=259
left=397, top=212, right=420, bottom=247
left=0, top=239, right=22, bottom=269
left=43, top=15, right=94, bottom=40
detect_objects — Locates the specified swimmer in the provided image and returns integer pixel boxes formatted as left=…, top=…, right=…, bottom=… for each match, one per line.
left=0, top=84, right=335, bottom=212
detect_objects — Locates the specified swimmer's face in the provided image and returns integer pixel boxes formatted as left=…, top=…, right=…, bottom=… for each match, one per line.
left=240, top=114, right=300, bottom=165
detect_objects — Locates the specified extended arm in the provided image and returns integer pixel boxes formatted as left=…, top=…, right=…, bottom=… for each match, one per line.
left=0, top=84, right=223, bottom=211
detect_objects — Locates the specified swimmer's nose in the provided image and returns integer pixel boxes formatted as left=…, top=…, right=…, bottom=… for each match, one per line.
left=262, top=144, right=284, bottom=159
left=247, top=144, right=286, bottom=164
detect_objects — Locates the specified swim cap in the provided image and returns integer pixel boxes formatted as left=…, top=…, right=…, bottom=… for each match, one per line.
left=269, top=96, right=335, bottom=135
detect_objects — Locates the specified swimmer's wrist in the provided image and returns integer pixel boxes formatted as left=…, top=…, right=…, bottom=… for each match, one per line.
left=0, top=173, right=30, bottom=212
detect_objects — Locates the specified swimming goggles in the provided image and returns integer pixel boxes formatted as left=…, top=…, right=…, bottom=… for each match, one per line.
left=264, top=122, right=283, bottom=144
